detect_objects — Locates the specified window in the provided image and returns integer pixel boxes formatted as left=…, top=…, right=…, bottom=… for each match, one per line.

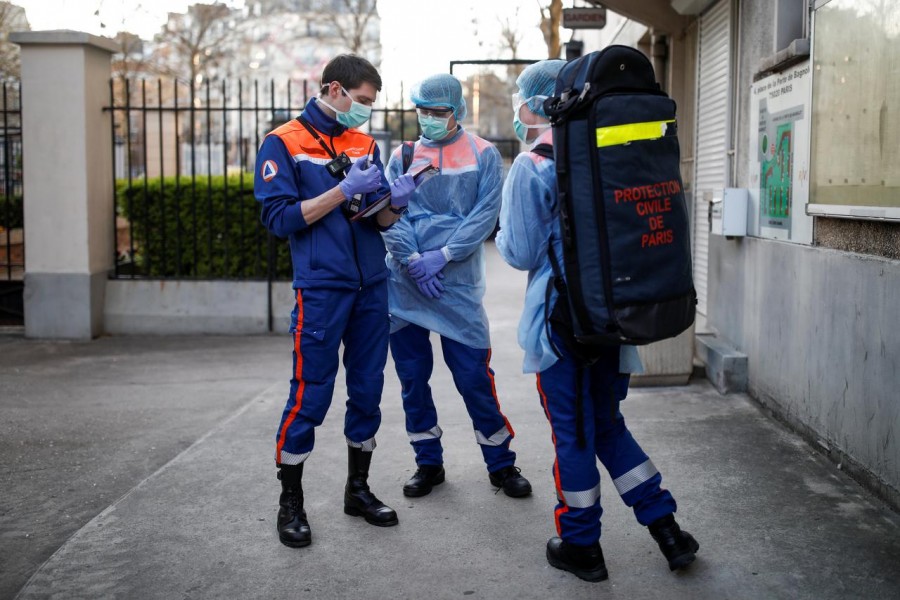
left=808, top=0, right=900, bottom=220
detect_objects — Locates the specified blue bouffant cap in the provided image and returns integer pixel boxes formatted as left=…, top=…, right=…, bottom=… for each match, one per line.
left=516, top=60, right=566, bottom=118
left=411, top=73, right=468, bottom=121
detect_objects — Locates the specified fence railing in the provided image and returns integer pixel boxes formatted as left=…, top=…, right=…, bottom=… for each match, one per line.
left=106, top=77, right=522, bottom=284
left=0, top=81, right=23, bottom=325
left=106, top=77, right=418, bottom=282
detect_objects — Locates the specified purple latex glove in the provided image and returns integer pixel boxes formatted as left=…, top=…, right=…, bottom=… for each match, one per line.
left=415, top=274, right=445, bottom=299
left=408, top=249, right=448, bottom=282
left=338, top=159, right=381, bottom=199
left=389, top=174, right=415, bottom=210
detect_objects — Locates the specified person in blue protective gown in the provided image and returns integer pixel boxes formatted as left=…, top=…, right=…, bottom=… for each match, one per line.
left=496, top=60, right=700, bottom=582
left=255, top=54, right=416, bottom=548
left=381, top=73, right=532, bottom=499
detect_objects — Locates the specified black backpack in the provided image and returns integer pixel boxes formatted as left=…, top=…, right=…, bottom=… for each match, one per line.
left=539, top=45, right=696, bottom=355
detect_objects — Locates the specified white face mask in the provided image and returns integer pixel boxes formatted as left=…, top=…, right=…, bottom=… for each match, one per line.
left=319, top=84, right=372, bottom=128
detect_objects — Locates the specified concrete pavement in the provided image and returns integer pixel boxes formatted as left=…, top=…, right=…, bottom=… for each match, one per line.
left=2, top=244, right=900, bottom=599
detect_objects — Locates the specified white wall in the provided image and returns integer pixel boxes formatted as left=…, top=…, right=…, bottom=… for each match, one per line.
left=104, top=280, right=296, bottom=335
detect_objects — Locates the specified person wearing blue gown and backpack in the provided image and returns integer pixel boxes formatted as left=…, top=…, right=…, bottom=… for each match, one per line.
left=497, top=59, right=700, bottom=582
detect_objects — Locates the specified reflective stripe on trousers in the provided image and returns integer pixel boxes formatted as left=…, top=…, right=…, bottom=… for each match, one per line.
left=275, top=282, right=389, bottom=465
left=535, top=333, right=677, bottom=545
left=390, top=323, right=517, bottom=472
left=407, top=424, right=442, bottom=443
left=347, top=437, right=377, bottom=452
left=475, top=424, right=512, bottom=447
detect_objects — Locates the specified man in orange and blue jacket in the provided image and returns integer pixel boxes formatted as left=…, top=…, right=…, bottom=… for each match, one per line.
left=254, top=54, right=416, bottom=549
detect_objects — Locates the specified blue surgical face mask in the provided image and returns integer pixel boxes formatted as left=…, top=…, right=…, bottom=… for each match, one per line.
left=319, top=85, right=372, bottom=128
left=513, top=116, right=550, bottom=144
left=512, top=93, right=550, bottom=144
left=513, top=116, right=530, bottom=144
left=419, top=114, right=452, bottom=140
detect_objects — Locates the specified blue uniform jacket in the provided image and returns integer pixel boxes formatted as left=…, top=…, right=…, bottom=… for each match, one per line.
left=254, top=98, right=391, bottom=290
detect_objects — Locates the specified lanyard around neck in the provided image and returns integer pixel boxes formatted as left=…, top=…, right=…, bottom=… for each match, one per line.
left=297, top=114, right=338, bottom=159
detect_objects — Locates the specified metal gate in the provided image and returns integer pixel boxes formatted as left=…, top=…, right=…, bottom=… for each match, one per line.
left=0, top=82, right=23, bottom=326
left=105, top=77, right=417, bottom=329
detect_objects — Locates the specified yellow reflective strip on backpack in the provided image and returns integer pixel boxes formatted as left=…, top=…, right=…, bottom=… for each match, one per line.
left=596, top=120, right=675, bottom=147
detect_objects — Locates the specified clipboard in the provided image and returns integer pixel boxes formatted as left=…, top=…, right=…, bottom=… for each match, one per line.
left=349, top=164, right=439, bottom=222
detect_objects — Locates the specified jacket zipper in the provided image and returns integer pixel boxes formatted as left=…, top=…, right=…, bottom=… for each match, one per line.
left=345, top=218, right=363, bottom=288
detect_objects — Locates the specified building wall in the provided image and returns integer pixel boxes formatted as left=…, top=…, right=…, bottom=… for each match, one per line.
left=709, top=0, right=900, bottom=507
left=709, top=235, right=900, bottom=507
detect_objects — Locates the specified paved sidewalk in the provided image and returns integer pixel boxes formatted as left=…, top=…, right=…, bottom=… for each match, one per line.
left=3, top=245, right=900, bottom=599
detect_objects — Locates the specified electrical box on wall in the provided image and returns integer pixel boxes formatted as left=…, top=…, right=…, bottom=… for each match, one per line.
left=710, top=188, right=749, bottom=237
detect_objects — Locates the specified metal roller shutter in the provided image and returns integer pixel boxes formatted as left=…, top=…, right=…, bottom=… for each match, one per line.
left=693, top=0, right=731, bottom=317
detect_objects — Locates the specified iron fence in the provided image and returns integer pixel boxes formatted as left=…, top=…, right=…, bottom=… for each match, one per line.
left=106, top=78, right=522, bottom=286
left=106, top=77, right=418, bottom=282
left=0, top=81, right=23, bottom=325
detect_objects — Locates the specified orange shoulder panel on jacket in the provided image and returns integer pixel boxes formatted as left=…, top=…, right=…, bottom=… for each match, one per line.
left=266, top=121, right=332, bottom=160
left=333, top=129, right=376, bottom=160
left=267, top=121, right=374, bottom=161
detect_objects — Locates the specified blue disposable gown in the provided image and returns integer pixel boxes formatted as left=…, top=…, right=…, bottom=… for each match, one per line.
left=383, top=128, right=502, bottom=349
left=496, top=130, right=643, bottom=374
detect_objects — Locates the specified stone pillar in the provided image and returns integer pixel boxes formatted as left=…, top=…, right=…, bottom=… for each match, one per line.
left=11, top=31, right=118, bottom=339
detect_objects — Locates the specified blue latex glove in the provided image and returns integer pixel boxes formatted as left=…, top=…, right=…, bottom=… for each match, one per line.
left=338, top=159, right=381, bottom=199
left=408, top=249, right=448, bottom=282
left=415, top=273, right=445, bottom=299
left=389, top=174, right=415, bottom=210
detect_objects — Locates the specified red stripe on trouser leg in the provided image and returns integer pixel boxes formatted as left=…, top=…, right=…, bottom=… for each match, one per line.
left=538, top=373, right=568, bottom=534
left=276, top=289, right=305, bottom=463
left=485, top=349, right=515, bottom=438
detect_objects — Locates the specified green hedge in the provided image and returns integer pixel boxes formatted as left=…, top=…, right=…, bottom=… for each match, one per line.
left=116, top=174, right=292, bottom=279
left=1, top=194, right=23, bottom=229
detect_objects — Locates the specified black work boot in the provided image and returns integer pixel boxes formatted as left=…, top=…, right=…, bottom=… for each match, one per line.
left=488, top=465, right=533, bottom=498
left=343, top=447, right=399, bottom=527
left=276, top=464, right=311, bottom=548
left=648, top=514, right=700, bottom=571
left=546, top=537, right=609, bottom=582
left=403, top=464, right=446, bottom=497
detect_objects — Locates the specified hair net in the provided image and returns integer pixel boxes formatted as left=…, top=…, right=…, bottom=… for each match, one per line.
left=515, top=60, right=566, bottom=118
left=411, top=74, right=468, bottom=122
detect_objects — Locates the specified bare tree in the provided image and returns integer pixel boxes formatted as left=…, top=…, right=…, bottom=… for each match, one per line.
left=112, top=32, right=149, bottom=81
left=538, top=0, right=563, bottom=59
left=317, top=0, right=378, bottom=55
left=0, top=1, right=30, bottom=80
left=154, top=2, right=235, bottom=87
left=498, top=11, right=526, bottom=87
left=499, top=14, right=523, bottom=59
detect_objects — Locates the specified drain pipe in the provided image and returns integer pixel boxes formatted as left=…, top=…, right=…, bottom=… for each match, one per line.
left=650, top=29, right=669, bottom=93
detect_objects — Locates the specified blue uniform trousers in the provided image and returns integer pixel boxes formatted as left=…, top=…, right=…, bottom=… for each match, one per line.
left=390, top=323, right=516, bottom=473
left=275, top=281, right=389, bottom=465
left=536, top=336, right=677, bottom=546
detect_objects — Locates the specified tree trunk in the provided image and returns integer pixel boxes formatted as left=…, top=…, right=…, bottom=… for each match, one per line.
left=539, top=0, right=563, bottom=59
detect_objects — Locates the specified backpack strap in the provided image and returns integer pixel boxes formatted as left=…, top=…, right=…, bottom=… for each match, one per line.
left=297, top=114, right=338, bottom=160
left=542, top=244, right=587, bottom=449
left=401, top=141, right=415, bottom=174
left=531, top=143, right=554, bottom=160
left=533, top=141, right=568, bottom=364
left=544, top=243, right=571, bottom=363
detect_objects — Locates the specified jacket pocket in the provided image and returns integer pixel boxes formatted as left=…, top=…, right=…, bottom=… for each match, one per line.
left=297, top=323, right=330, bottom=383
